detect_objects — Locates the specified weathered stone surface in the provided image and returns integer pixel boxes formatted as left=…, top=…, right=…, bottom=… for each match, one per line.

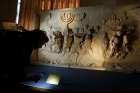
left=38, top=5, right=140, bottom=72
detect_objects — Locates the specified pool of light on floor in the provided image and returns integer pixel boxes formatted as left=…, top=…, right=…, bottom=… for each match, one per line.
left=22, top=81, right=57, bottom=90
left=46, top=73, right=60, bottom=85
left=21, top=73, right=60, bottom=90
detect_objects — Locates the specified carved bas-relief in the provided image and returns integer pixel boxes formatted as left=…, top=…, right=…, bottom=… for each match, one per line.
left=51, top=31, right=64, bottom=53
left=39, top=5, right=140, bottom=72
left=63, top=28, right=74, bottom=54
left=104, top=23, right=138, bottom=59
left=102, top=6, right=140, bottom=71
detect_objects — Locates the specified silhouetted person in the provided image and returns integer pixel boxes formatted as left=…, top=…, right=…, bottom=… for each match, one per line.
left=0, top=29, right=48, bottom=88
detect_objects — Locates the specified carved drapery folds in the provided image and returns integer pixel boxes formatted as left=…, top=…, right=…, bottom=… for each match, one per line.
left=102, top=10, right=139, bottom=59
left=39, top=6, right=140, bottom=72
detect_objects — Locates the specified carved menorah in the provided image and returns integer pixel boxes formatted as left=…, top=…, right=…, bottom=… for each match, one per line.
left=60, top=12, right=75, bottom=27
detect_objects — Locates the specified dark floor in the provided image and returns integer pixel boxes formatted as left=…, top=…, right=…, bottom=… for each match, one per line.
left=20, top=64, right=140, bottom=92
left=2, top=64, right=140, bottom=93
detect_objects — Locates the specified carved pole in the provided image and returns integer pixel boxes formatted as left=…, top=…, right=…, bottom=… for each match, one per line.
left=60, top=12, right=75, bottom=54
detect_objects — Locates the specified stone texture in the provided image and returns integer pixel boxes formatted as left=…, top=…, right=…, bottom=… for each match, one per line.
left=38, top=5, right=140, bottom=72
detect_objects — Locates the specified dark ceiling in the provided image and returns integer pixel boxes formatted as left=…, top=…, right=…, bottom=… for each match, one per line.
left=80, top=0, right=140, bottom=7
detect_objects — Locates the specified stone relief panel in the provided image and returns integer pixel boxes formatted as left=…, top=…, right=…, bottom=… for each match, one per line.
left=38, top=5, right=140, bottom=72
left=101, top=5, right=140, bottom=71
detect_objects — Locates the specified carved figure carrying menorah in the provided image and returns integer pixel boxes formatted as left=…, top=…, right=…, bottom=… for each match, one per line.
left=60, top=12, right=75, bottom=54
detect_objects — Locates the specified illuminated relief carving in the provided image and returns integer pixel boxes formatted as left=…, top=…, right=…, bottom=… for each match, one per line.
left=60, top=12, right=75, bottom=54
left=60, top=12, right=75, bottom=25
left=39, top=5, right=140, bottom=72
